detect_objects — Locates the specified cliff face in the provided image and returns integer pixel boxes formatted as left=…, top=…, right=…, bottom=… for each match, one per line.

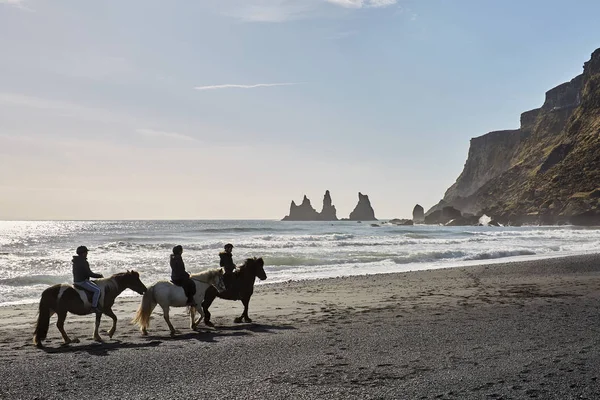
left=428, top=48, right=600, bottom=224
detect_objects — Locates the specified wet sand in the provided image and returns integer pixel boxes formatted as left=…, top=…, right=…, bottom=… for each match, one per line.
left=1, top=254, right=600, bottom=399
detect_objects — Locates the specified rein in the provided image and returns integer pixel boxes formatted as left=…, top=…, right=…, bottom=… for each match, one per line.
left=191, top=274, right=215, bottom=284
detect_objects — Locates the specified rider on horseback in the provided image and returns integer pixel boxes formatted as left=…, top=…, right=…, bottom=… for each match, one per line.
left=219, top=243, right=236, bottom=289
left=170, top=245, right=197, bottom=307
left=72, top=246, right=104, bottom=313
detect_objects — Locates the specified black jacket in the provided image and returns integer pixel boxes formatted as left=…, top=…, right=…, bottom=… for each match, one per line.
left=170, top=254, right=189, bottom=281
left=72, top=256, right=102, bottom=283
left=219, top=252, right=236, bottom=273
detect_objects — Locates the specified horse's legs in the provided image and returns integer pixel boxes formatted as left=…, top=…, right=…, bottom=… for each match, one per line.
left=189, top=306, right=196, bottom=330
left=202, top=291, right=217, bottom=327
left=234, top=297, right=252, bottom=323
left=93, top=311, right=103, bottom=342
left=161, top=306, right=177, bottom=336
left=190, top=305, right=205, bottom=330
left=56, top=310, right=76, bottom=344
left=104, top=308, right=118, bottom=339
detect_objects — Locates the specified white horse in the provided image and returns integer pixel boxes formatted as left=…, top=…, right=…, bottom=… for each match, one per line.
left=132, top=267, right=225, bottom=336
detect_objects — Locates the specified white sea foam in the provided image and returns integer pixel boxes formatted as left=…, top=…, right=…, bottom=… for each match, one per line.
left=1, top=220, right=600, bottom=305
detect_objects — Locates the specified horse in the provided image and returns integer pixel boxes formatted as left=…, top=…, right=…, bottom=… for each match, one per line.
left=132, top=267, right=226, bottom=336
left=33, top=270, right=147, bottom=347
left=202, top=257, right=266, bottom=327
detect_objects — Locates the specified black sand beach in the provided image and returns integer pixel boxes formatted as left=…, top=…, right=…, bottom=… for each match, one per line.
left=1, top=254, right=600, bottom=399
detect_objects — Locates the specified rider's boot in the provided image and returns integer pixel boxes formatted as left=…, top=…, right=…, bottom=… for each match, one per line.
left=186, top=297, right=197, bottom=307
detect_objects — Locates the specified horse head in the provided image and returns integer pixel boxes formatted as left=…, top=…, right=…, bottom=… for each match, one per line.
left=245, top=257, right=267, bottom=281
left=121, top=270, right=147, bottom=295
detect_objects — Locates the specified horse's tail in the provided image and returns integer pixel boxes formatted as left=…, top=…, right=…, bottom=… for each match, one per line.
left=132, top=285, right=156, bottom=331
left=33, top=285, right=60, bottom=347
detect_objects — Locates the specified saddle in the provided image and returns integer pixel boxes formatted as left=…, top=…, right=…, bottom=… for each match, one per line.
left=72, top=283, right=98, bottom=308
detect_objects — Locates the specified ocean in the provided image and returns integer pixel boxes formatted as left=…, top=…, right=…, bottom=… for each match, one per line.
left=1, top=220, right=599, bottom=306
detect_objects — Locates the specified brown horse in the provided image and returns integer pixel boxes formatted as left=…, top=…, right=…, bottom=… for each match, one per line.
left=33, top=270, right=147, bottom=347
left=202, top=257, right=266, bottom=326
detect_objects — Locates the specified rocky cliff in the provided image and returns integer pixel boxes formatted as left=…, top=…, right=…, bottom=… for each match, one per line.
left=428, top=48, right=600, bottom=225
left=348, top=192, right=377, bottom=221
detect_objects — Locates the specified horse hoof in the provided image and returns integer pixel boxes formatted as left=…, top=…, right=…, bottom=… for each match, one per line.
left=243, top=317, right=252, bottom=323
left=205, top=321, right=215, bottom=327
left=234, top=317, right=243, bottom=323
left=72, top=338, right=80, bottom=343
left=141, top=330, right=148, bottom=336
left=94, top=337, right=103, bottom=342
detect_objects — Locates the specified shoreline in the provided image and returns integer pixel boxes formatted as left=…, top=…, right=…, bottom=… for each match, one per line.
left=3, top=248, right=599, bottom=308
left=1, top=253, right=600, bottom=399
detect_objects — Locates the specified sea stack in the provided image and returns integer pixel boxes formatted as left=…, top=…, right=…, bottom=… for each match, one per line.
left=319, top=190, right=338, bottom=221
left=281, top=195, right=320, bottom=221
left=412, top=204, right=425, bottom=223
left=282, top=191, right=339, bottom=221
left=348, top=192, right=377, bottom=221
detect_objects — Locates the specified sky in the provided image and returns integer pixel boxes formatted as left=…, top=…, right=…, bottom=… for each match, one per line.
left=1, top=0, right=599, bottom=220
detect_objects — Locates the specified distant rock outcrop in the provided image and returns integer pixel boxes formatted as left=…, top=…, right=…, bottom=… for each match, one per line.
left=348, top=192, right=377, bottom=221
left=319, top=190, right=338, bottom=221
left=281, top=195, right=319, bottom=221
left=281, top=191, right=339, bottom=221
left=424, top=206, right=462, bottom=225
left=412, top=204, right=424, bottom=223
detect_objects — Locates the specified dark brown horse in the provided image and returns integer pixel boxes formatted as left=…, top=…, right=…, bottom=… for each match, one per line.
left=33, top=270, right=147, bottom=347
left=202, top=257, right=266, bottom=326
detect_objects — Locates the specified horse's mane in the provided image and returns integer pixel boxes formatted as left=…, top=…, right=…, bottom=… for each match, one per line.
left=190, top=267, right=222, bottom=281
left=238, top=257, right=263, bottom=271
left=110, top=270, right=139, bottom=278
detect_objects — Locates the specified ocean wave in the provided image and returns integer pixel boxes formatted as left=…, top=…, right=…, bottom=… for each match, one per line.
left=265, top=255, right=390, bottom=268
left=391, top=250, right=469, bottom=264
left=96, top=241, right=225, bottom=252
left=0, top=274, right=67, bottom=287
left=196, top=227, right=280, bottom=233
left=464, top=249, right=537, bottom=260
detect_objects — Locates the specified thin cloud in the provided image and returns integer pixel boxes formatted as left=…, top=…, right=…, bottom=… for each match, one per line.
left=325, top=0, right=397, bottom=8
left=194, top=83, right=301, bottom=91
left=220, top=0, right=397, bottom=22
left=0, top=92, right=127, bottom=123
left=0, top=0, right=34, bottom=11
left=136, top=128, right=199, bottom=142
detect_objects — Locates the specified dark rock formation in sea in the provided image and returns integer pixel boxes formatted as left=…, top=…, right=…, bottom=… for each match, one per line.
left=412, top=204, right=425, bottom=223
left=281, top=191, right=338, bottom=221
left=424, top=206, right=462, bottom=225
left=427, top=48, right=600, bottom=226
left=348, top=192, right=377, bottom=221
left=320, top=190, right=338, bottom=221
left=281, top=195, right=319, bottom=221
left=389, top=218, right=414, bottom=226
